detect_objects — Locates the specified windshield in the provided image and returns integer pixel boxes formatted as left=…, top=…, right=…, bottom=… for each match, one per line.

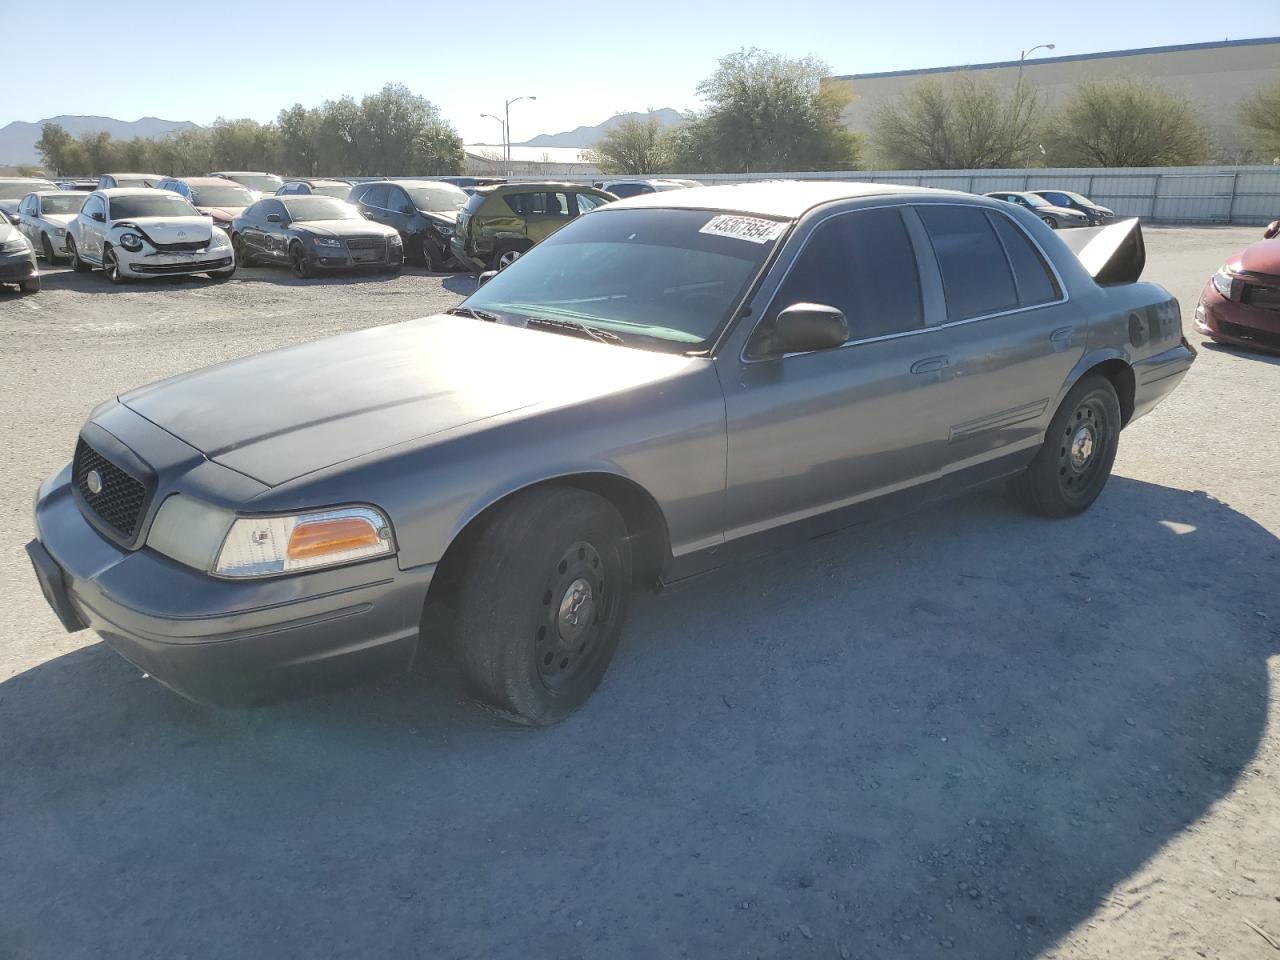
left=108, top=194, right=200, bottom=219
left=0, top=180, right=56, bottom=199
left=190, top=185, right=254, bottom=208
left=460, top=208, right=783, bottom=351
left=223, top=173, right=283, bottom=193
left=282, top=197, right=360, bottom=221
left=405, top=184, right=468, bottom=212
left=38, top=194, right=87, bottom=215
left=1018, top=193, right=1050, bottom=208
left=309, top=182, right=352, bottom=199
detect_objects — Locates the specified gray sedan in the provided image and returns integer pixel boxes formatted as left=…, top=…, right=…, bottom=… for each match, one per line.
left=27, top=182, right=1194, bottom=724
left=984, top=191, right=1091, bottom=229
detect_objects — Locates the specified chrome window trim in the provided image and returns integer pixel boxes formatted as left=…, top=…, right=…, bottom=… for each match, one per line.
left=738, top=199, right=1070, bottom=364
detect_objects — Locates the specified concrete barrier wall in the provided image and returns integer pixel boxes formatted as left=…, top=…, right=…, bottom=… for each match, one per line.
left=561, top=165, right=1280, bottom=225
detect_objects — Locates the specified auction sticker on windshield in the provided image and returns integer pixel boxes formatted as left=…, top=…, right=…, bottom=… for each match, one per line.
left=699, top=214, right=787, bottom=244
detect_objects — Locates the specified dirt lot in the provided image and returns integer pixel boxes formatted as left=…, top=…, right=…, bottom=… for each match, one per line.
left=1, top=230, right=1277, bottom=960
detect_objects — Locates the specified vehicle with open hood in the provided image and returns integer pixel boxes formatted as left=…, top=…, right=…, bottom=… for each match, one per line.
left=28, top=182, right=1192, bottom=725
left=64, top=188, right=235, bottom=283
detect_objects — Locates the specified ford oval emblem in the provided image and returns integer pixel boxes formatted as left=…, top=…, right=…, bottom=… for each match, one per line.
left=86, top=469, right=103, bottom=496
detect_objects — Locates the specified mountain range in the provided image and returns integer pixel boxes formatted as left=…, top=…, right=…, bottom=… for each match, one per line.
left=517, top=109, right=684, bottom=148
left=0, top=116, right=198, bottom=166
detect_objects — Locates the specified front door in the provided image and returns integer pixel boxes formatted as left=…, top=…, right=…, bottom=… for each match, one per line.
left=719, top=206, right=955, bottom=542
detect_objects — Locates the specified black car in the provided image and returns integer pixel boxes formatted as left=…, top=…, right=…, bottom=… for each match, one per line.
left=276, top=178, right=354, bottom=199
left=230, top=196, right=403, bottom=279
left=1029, top=189, right=1116, bottom=225
left=348, top=179, right=469, bottom=270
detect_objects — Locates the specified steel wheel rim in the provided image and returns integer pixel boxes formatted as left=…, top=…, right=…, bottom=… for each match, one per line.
left=535, top=540, right=608, bottom=691
left=1057, top=396, right=1109, bottom=501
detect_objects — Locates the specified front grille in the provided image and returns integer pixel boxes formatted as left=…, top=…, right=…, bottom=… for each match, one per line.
left=1241, top=277, right=1280, bottom=314
left=345, top=237, right=386, bottom=251
left=133, top=257, right=232, bottom=274
left=1219, top=319, right=1280, bottom=350
left=150, top=239, right=209, bottom=253
left=73, top=439, right=149, bottom=539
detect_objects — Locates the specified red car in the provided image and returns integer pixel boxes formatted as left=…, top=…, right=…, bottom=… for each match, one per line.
left=155, top=176, right=254, bottom=234
left=1196, top=220, right=1280, bottom=354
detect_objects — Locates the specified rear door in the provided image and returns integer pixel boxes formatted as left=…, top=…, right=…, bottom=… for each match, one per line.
left=525, top=190, right=574, bottom=244
left=719, top=205, right=955, bottom=541
left=915, top=203, right=1085, bottom=471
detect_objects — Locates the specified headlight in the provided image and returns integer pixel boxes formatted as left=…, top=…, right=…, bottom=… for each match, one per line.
left=1211, top=266, right=1237, bottom=300
left=313, top=237, right=344, bottom=248
left=0, top=238, right=28, bottom=254
left=118, top=232, right=143, bottom=252
left=389, top=234, right=403, bottom=246
left=147, top=499, right=395, bottom=577
left=214, top=506, right=394, bottom=577
left=211, top=229, right=230, bottom=248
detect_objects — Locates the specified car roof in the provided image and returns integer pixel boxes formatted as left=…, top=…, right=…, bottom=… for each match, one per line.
left=103, top=172, right=161, bottom=178
left=97, top=187, right=182, bottom=197
left=986, top=190, right=1034, bottom=197
left=474, top=181, right=609, bottom=196
left=32, top=189, right=75, bottom=197
left=607, top=180, right=954, bottom=219
left=288, top=178, right=349, bottom=185
left=210, top=170, right=273, bottom=176
left=1, top=176, right=56, bottom=183
left=363, top=178, right=463, bottom=187
left=171, top=176, right=243, bottom=187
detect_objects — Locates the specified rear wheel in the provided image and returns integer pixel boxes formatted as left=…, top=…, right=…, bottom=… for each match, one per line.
left=40, top=233, right=62, bottom=264
left=1007, top=374, right=1121, bottom=517
left=288, top=242, right=314, bottom=279
left=67, top=237, right=91, bottom=273
left=452, top=486, right=632, bottom=726
left=491, top=244, right=524, bottom=270
left=102, top=245, right=128, bottom=285
left=1041, top=216, right=1058, bottom=229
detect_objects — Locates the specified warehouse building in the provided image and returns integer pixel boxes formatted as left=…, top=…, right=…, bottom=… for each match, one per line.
left=829, top=36, right=1280, bottom=163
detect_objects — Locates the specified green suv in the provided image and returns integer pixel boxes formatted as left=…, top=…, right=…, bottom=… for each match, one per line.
left=450, top=182, right=614, bottom=270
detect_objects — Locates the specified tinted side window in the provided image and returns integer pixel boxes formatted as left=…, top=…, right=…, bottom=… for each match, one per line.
left=575, top=192, right=606, bottom=214
left=987, top=212, right=1060, bottom=306
left=1042, top=191, right=1072, bottom=206
left=83, top=195, right=105, bottom=219
left=263, top=200, right=288, bottom=221
left=773, top=207, right=923, bottom=341
left=503, top=193, right=528, bottom=215
left=917, top=205, right=1018, bottom=321
left=608, top=183, right=647, bottom=199
left=360, top=184, right=388, bottom=208
left=386, top=187, right=413, bottom=214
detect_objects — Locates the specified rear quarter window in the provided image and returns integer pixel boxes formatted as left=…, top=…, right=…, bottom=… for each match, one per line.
left=917, top=205, right=1020, bottom=321
left=988, top=212, right=1060, bottom=306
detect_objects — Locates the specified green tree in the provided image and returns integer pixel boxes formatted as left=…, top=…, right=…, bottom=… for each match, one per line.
left=353, top=84, right=462, bottom=176
left=208, top=118, right=281, bottom=171
left=1240, top=81, right=1280, bottom=159
left=590, top=112, right=674, bottom=174
left=674, top=49, right=860, bottom=173
left=78, top=131, right=119, bottom=176
left=278, top=104, right=321, bottom=176
left=1044, top=77, right=1210, bottom=167
left=35, top=122, right=77, bottom=175
left=872, top=75, right=1041, bottom=169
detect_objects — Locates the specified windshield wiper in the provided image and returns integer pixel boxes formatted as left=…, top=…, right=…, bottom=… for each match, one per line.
left=524, top=316, right=623, bottom=345
left=446, top=306, right=502, bottom=322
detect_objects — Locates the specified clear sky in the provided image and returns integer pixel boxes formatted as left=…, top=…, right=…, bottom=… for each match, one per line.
left=5, top=0, right=1279, bottom=144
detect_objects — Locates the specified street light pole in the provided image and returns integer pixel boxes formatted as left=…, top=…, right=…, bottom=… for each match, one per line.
left=504, top=95, right=537, bottom=167
left=480, top=113, right=506, bottom=164
left=1017, top=43, right=1055, bottom=84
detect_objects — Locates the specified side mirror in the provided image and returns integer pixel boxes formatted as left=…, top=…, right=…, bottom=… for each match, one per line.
left=766, top=303, right=849, bottom=356
left=477, top=270, right=498, bottom=286
left=266, top=213, right=282, bottom=223
left=1265, top=220, right=1280, bottom=240
left=90, top=211, right=105, bottom=222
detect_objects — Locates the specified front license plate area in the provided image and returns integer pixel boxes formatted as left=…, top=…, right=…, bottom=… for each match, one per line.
left=25, top=540, right=88, bottom=632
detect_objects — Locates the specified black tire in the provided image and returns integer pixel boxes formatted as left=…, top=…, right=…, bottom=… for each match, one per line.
left=490, top=244, right=525, bottom=271
left=452, top=487, right=632, bottom=726
left=1007, top=374, right=1121, bottom=517
left=420, top=237, right=444, bottom=271
left=288, top=242, right=314, bottom=279
left=1041, top=216, right=1058, bottom=229
left=20, top=276, right=40, bottom=294
left=40, top=233, right=62, bottom=264
left=232, top=233, right=256, bottom=267
left=102, top=245, right=127, bottom=285
left=67, top=237, right=91, bottom=273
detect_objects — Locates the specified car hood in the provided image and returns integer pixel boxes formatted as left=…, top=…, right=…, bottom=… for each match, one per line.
left=42, top=212, right=78, bottom=226
left=116, top=216, right=213, bottom=244
left=197, top=205, right=245, bottom=220
left=117, top=314, right=695, bottom=486
left=294, top=219, right=398, bottom=238
left=1040, top=204, right=1086, bottom=219
left=1232, top=238, right=1280, bottom=277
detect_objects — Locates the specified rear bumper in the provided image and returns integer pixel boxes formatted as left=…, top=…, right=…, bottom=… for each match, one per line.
left=1195, top=282, right=1280, bottom=354
left=1130, top=339, right=1196, bottom=423
left=30, top=467, right=432, bottom=706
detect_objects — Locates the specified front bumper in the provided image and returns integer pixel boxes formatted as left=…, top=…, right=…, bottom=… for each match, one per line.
left=309, top=243, right=403, bottom=272
left=124, top=248, right=234, bottom=277
left=1195, top=282, right=1280, bottom=355
left=0, top=251, right=37, bottom=281
left=29, top=465, right=433, bottom=706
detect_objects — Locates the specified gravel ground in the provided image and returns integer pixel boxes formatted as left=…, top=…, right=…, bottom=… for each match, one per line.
left=1, top=231, right=1277, bottom=960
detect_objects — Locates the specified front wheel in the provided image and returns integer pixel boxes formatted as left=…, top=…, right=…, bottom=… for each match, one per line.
left=1041, top=216, right=1058, bottom=229
left=232, top=233, right=256, bottom=267
left=41, top=233, right=62, bottom=264
left=452, top=487, right=633, bottom=726
left=102, top=246, right=128, bottom=285
left=288, top=242, right=314, bottom=279
left=20, top=276, right=40, bottom=294
left=1007, top=374, right=1121, bottom=517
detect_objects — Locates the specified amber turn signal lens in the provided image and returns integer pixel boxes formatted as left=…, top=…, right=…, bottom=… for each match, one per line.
left=287, top=517, right=381, bottom=560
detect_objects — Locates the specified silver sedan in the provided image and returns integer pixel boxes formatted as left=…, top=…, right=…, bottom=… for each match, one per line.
left=15, top=190, right=87, bottom=262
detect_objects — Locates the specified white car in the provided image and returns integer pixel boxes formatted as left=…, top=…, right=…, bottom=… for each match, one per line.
left=0, top=176, right=60, bottom=218
left=65, top=188, right=236, bottom=284
left=0, top=218, right=40, bottom=293
left=15, top=190, right=87, bottom=262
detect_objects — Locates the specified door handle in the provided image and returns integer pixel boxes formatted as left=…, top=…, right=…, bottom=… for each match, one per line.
left=1050, top=326, right=1074, bottom=343
left=910, top=355, right=950, bottom=375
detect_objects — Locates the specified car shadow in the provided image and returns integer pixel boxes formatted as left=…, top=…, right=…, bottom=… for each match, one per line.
left=1, top=477, right=1275, bottom=959
left=1198, top=338, right=1280, bottom=364
left=443, top=272, right=483, bottom=296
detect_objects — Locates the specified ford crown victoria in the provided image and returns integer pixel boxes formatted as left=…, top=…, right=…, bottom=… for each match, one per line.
left=27, top=182, right=1194, bottom=725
